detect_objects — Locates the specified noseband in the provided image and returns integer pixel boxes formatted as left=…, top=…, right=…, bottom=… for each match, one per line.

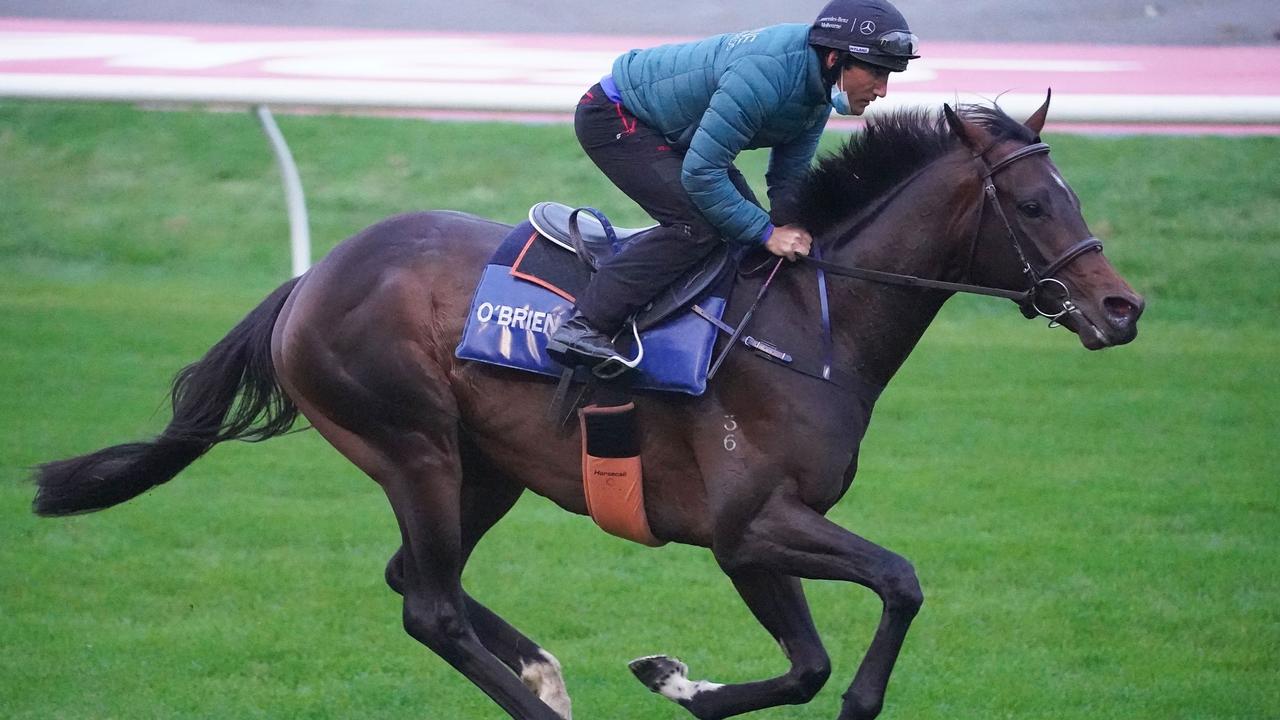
left=973, top=142, right=1103, bottom=324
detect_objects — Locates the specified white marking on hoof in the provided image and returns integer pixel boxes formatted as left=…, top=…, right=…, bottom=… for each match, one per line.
left=519, top=650, right=572, bottom=719
left=629, top=654, right=723, bottom=703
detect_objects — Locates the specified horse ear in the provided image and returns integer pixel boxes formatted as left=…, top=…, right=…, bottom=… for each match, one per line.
left=1024, top=89, right=1052, bottom=137
left=943, top=103, right=994, bottom=153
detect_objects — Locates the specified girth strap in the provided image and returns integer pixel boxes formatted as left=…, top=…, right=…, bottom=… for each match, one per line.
left=579, top=402, right=664, bottom=547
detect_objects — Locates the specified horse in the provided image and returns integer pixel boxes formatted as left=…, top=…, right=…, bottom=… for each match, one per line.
left=32, top=96, right=1143, bottom=720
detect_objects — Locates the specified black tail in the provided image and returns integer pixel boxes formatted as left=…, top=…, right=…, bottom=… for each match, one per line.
left=32, top=277, right=303, bottom=517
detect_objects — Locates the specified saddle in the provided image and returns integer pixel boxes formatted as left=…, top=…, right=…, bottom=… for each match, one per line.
left=454, top=203, right=737, bottom=396
left=528, top=202, right=740, bottom=332
left=528, top=201, right=650, bottom=263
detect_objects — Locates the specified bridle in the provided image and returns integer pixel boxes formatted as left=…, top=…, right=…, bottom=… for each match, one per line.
left=970, top=141, right=1103, bottom=325
left=802, top=140, right=1103, bottom=326
left=709, top=138, right=1106, bottom=392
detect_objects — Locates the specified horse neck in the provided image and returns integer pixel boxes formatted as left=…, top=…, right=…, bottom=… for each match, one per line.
left=817, top=153, right=981, bottom=388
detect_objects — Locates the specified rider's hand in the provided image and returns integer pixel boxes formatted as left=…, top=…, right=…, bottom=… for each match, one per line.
left=765, top=224, right=813, bottom=261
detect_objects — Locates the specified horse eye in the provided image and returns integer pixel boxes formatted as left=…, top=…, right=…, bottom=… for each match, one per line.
left=1019, top=201, right=1044, bottom=218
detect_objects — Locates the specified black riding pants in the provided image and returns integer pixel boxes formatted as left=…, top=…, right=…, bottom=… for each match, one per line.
left=573, top=84, right=760, bottom=333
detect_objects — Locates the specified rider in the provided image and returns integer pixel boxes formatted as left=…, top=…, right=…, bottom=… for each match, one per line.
left=547, top=0, right=919, bottom=369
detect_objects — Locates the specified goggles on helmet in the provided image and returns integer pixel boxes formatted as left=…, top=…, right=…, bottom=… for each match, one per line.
left=875, top=30, right=920, bottom=58
left=843, top=30, right=920, bottom=72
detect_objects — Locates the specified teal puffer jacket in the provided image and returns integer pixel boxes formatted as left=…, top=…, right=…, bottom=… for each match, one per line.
left=612, top=23, right=831, bottom=245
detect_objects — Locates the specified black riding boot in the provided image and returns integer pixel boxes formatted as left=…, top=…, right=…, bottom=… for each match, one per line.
left=546, top=311, right=623, bottom=366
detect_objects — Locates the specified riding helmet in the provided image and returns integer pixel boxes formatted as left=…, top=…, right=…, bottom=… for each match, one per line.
left=809, top=0, right=920, bottom=72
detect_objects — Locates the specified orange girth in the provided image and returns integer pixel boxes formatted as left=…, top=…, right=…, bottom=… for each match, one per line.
left=578, top=403, right=664, bottom=547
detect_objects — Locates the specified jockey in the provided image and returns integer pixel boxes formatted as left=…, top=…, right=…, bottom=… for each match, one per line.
left=547, top=0, right=919, bottom=370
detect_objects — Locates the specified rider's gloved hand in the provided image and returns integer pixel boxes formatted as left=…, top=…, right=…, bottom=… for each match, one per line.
left=765, top=224, right=813, bottom=261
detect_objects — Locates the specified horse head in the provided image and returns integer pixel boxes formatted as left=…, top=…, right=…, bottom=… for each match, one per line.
left=943, top=92, right=1145, bottom=349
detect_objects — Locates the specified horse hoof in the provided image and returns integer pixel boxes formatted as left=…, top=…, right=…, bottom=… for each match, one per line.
left=628, top=654, right=688, bottom=693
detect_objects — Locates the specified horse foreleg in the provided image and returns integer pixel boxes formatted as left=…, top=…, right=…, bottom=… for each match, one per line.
left=713, top=494, right=923, bottom=720
left=631, top=569, right=831, bottom=719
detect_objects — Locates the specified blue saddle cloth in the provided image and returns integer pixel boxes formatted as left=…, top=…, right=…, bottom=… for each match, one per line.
left=455, top=221, right=727, bottom=395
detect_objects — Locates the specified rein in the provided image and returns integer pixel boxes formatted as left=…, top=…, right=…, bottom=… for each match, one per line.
left=800, top=255, right=1028, bottom=302
left=800, top=141, right=1103, bottom=321
left=712, top=139, right=1104, bottom=391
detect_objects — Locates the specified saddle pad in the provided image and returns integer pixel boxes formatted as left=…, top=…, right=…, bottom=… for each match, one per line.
left=456, top=222, right=725, bottom=395
left=510, top=226, right=590, bottom=302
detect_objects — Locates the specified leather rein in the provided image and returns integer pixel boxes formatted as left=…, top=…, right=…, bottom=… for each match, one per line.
left=801, top=141, right=1104, bottom=325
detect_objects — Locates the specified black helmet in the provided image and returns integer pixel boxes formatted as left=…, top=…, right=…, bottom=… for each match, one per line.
left=809, top=0, right=920, bottom=72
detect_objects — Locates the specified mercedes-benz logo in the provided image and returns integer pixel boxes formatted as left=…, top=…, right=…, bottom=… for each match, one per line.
left=859, top=20, right=876, bottom=35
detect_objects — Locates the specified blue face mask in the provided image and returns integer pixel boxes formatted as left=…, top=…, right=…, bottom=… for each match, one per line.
left=830, top=74, right=853, bottom=116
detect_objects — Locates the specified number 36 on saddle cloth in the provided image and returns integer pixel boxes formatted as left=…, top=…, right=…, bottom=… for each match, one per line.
left=454, top=204, right=732, bottom=396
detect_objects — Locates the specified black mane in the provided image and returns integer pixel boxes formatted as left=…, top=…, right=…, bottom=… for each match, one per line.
left=795, top=104, right=1036, bottom=237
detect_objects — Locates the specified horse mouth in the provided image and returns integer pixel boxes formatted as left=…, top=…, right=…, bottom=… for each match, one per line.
left=1067, top=299, right=1141, bottom=350
left=1078, top=318, right=1111, bottom=350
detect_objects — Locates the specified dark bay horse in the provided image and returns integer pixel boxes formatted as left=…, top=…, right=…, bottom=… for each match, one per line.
left=33, top=98, right=1143, bottom=720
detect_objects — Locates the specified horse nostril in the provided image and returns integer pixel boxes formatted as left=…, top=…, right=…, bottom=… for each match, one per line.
left=1104, top=296, right=1141, bottom=328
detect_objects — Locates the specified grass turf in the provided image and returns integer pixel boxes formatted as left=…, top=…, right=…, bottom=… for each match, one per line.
left=1, top=101, right=1277, bottom=719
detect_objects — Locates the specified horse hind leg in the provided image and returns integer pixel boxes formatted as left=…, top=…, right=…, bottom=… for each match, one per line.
left=455, top=446, right=573, bottom=719
left=386, top=546, right=571, bottom=719
left=467, top=595, right=573, bottom=719
left=293, top=392, right=563, bottom=720
left=380, top=439, right=567, bottom=720
left=273, top=248, right=563, bottom=718
left=382, top=451, right=573, bottom=719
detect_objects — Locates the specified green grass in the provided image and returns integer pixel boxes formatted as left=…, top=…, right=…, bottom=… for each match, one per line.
left=1, top=101, right=1278, bottom=719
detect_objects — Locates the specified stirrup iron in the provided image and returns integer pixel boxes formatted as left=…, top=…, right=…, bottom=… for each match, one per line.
left=590, top=321, right=645, bottom=380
